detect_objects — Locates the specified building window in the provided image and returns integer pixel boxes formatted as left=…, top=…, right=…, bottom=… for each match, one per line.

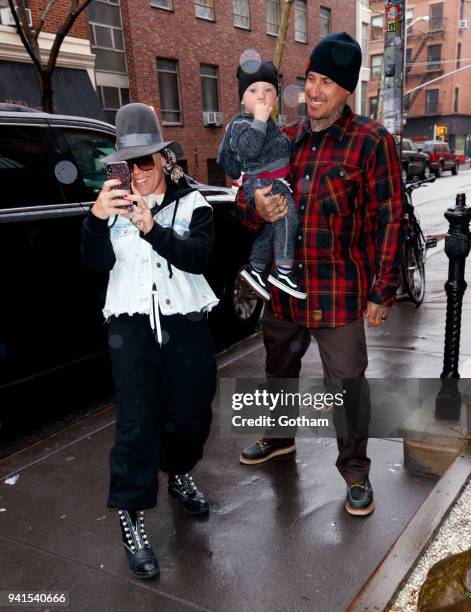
left=405, top=48, right=412, bottom=71
left=371, top=54, right=383, bottom=79
left=156, top=58, right=182, bottom=125
left=457, top=43, right=462, bottom=70
left=369, top=96, right=378, bottom=119
left=361, top=22, right=368, bottom=64
left=98, top=86, right=129, bottom=124
left=195, top=0, right=215, bottom=21
left=406, top=8, right=413, bottom=27
left=207, top=159, right=227, bottom=186
left=296, top=77, right=307, bottom=117
left=425, top=89, right=439, bottom=114
left=200, top=64, right=220, bottom=112
left=361, top=81, right=367, bottom=116
left=427, top=44, right=441, bottom=71
left=404, top=92, right=411, bottom=110
left=294, top=0, right=307, bottom=43
left=87, top=0, right=127, bottom=74
left=371, top=14, right=383, bottom=40
left=460, top=0, right=465, bottom=20
left=266, top=0, right=281, bottom=36
left=233, top=0, right=250, bottom=29
left=320, top=7, right=331, bottom=39
left=429, top=3, right=444, bottom=31
left=150, top=0, right=173, bottom=9
left=454, top=88, right=459, bottom=113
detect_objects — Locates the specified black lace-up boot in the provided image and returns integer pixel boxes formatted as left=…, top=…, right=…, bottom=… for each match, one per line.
left=118, top=509, right=159, bottom=579
left=168, top=473, right=209, bottom=515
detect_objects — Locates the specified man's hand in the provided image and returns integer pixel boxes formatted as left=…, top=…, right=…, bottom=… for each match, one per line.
left=364, top=301, right=391, bottom=328
left=254, top=185, right=288, bottom=223
left=254, top=100, right=273, bottom=123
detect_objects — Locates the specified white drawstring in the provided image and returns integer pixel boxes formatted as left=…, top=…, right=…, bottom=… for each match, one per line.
left=149, top=286, right=162, bottom=345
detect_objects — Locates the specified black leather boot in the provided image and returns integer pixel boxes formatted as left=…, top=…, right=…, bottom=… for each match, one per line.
left=118, top=509, right=159, bottom=579
left=168, top=473, right=209, bottom=515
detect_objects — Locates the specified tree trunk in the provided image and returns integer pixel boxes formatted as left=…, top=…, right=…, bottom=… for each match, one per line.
left=38, top=70, right=54, bottom=113
left=272, top=0, right=294, bottom=122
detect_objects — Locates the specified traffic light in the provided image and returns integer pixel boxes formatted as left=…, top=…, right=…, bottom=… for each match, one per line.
left=436, top=125, right=447, bottom=140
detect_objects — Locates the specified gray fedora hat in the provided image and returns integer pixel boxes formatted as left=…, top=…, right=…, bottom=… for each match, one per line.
left=101, top=103, right=183, bottom=163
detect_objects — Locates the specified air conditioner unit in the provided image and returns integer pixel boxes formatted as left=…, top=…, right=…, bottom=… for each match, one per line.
left=0, top=7, right=33, bottom=27
left=459, top=19, right=469, bottom=29
left=203, top=111, right=223, bottom=126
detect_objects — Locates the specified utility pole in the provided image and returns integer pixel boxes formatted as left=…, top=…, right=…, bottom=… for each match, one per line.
left=381, top=0, right=406, bottom=157
left=272, top=0, right=294, bottom=122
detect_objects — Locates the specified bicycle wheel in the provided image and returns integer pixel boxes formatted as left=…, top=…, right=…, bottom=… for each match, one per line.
left=402, top=231, right=426, bottom=306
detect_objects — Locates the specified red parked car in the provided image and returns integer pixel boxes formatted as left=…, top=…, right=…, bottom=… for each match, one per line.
left=417, top=141, right=460, bottom=177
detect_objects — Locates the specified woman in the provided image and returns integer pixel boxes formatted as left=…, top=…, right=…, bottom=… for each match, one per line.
left=81, top=103, right=218, bottom=579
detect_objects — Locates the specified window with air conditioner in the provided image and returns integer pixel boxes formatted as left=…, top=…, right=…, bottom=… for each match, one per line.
left=371, top=14, right=383, bottom=40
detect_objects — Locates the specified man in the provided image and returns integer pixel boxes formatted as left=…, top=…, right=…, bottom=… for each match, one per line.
left=236, top=32, right=404, bottom=516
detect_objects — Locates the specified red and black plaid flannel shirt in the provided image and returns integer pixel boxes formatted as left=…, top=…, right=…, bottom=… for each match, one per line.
left=236, top=105, right=405, bottom=328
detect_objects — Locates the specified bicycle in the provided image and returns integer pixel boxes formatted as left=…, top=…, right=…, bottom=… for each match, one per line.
left=401, top=176, right=438, bottom=306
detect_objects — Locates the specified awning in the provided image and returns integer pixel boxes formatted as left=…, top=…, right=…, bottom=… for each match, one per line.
left=0, top=60, right=105, bottom=120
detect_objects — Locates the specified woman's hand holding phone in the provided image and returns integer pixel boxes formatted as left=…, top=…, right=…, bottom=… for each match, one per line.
left=126, top=183, right=154, bottom=234
left=91, top=179, right=133, bottom=220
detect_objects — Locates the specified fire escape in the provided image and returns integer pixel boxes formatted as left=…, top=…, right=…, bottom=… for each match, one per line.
left=405, top=17, right=446, bottom=113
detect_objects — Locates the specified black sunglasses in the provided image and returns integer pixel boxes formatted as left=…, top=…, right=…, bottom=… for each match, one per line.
left=127, top=155, right=155, bottom=171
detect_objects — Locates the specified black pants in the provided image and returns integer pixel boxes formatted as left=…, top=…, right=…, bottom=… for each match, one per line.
left=263, top=306, right=371, bottom=485
left=107, top=312, right=217, bottom=510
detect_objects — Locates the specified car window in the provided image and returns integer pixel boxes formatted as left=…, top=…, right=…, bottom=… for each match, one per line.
left=0, top=125, right=64, bottom=208
left=61, top=128, right=116, bottom=201
left=402, top=141, right=411, bottom=151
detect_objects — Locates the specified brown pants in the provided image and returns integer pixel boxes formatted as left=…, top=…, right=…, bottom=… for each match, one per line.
left=262, top=306, right=371, bottom=484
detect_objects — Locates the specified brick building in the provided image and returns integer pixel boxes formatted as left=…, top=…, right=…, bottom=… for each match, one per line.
left=368, top=0, right=471, bottom=159
left=0, top=0, right=102, bottom=118
left=119, top=0, right=358, bottom=184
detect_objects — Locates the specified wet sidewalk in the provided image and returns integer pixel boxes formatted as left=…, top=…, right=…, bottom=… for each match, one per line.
left=0, top=244, right=469, bottom=612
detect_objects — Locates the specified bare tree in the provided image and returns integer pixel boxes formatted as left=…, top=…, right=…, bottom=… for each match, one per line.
left=8, top=0, right=94, bottom=112
left=272, top=0, right=294, bottom=121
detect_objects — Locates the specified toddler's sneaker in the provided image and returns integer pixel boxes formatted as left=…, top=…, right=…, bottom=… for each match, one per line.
left=267, top=268, right=307, bottom=299
left=239, top=265, right=270, bottom=301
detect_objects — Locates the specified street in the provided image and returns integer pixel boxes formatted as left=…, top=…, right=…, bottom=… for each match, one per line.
left=412, top=168, right=471, bottom=240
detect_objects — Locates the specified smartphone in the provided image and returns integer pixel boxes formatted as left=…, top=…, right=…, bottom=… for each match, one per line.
left=105, top=161, right=132, bottom=209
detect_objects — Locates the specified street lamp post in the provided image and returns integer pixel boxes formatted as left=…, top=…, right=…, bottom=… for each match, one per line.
left=436, top=194, right=471, bottom=421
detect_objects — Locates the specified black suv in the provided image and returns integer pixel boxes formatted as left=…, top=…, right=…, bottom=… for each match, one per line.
left=0, top=106, right=262, bottom=437
left=401, top=138, right=431, bottom=182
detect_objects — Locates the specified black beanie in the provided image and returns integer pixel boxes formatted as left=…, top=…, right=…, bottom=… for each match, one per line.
left=305, top=32, right=362, bottom=93
left=237, top=60, right=279, bottom=101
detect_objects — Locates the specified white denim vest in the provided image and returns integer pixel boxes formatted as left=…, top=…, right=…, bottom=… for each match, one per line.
left=103, top=190, right=219, bottom=341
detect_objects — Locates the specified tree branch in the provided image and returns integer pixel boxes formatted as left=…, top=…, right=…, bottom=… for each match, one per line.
left=7, top=0, right=43, bottom=73
left=46, top=0, right=94, bottom=73
left=36, top=0, right=57, bottom=40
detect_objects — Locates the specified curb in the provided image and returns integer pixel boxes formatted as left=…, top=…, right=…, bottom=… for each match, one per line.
left=346, top=440, right=471, bottom=612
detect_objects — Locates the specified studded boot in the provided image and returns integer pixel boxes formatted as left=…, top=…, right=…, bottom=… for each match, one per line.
left=118, top=509, right=159, bottom=579
left=168, top=473, right=209, bottom=514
